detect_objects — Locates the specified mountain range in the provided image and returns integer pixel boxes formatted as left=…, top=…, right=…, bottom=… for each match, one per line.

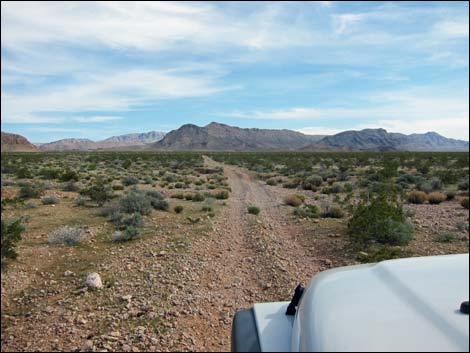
left=1, top=123, right=469, bottom=152
left=36, top=131, right=165, bottom=151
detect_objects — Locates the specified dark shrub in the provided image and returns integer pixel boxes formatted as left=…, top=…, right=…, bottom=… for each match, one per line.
left=348, top=194, right=413, bottom=247
left=63, top=181, right=80, bottom=192
left=60, top=169, right=79, bottom=182
left=1, top=218, right=24, bottom=265
left=461, top=197, right=469, bottom=209
left=430, top=178, right=442, bottom=191
left=19, top=183, right=43, bottom=199
left=434, top=232, right=457, bottom=243
left=445, top=190, right=456, bottom=201
left=302, top=175, right=323, bottom=190
left=320, top=206, right=344, bottom=218
left=122, top=176, right=139, bottom=186
left=41, top=196, right=60, bottom=205
left=214, top=189, right=229, bottom=200
left=80, top=179, right=114, bottom=206
left=174, top=205, right=184, bottom=214
left=247, top=206, right=260, bottom=215
left=110, top=212, right=143, bottom=229
left=427, top=192, right=446, bottom=204
left=192, top=193, right=205, bottom=202
left=112, top=226, right=139, bottom=242
left=458, top=177, right=469, bottom=191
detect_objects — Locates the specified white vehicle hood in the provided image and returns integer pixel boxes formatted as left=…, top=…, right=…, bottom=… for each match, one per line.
left=293, top=253, right=469, bottom=352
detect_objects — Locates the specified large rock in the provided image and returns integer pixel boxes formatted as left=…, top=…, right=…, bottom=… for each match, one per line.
left=85, top=273, right=103, bottom=289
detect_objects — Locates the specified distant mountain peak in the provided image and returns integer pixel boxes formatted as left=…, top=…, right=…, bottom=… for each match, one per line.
left=1, top=131, right=38, bottom=152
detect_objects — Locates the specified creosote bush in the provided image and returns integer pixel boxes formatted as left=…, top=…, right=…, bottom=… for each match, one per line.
left=407, top=190, right=427, bottom=204
left=1, top=218, right=25, bottom=266
left=320, top=206, right=344, bottom=218
left=348, top=194, right=413, bottom=247
left=41, top=196, right=60, bottom=205
left=461, top=197, right=469, bottom=209
left=174, top=205, right=184, bottom=214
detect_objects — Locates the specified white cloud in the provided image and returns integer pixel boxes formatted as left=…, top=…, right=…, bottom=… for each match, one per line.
left=71, top=116, right=123, bottom=123
left=2, top=68, right=235, bottom=124
left=434, top=20, right=469, bottom=38
left=296, top=126, right=342, bottom=136
left=333, top=14, right=363, bottom=35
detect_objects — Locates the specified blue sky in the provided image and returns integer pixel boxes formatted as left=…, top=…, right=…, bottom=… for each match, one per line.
left=1, top=1, right=469, bottom=142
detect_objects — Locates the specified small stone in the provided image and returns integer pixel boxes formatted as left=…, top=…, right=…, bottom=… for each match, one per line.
left=80, top=340, right=93, bottom=351
left=64, top=270, right=74, bottom=277
left=121, top=295, right=132, bottom=302
left=85, top=273, right=102, bottom=289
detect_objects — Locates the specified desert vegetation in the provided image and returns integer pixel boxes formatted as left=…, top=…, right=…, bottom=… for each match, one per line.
left=1, top=150, right=468, bottom=351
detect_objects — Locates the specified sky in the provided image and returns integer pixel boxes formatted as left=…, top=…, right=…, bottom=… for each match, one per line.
left=1, top=1, right=469, bottom=143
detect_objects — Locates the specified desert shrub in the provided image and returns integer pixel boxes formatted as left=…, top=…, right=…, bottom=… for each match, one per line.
left=111, top=226, right=140, bottom=242
left=39, top=167, right=61, bottom=180
left=201, top=205, right=213, bottom=212
left=18, top=183, right=43, bottom=199
left=1, top=218, right=25, bottom=265
left=344, top=183, right=354, bottom=193
left=266, top=178, right=278, bottom=186
left=356, top=245, right=403, bottom=263
left=63, top=181, right=80, bottom=192
left=282, top=180, right=299, bottom=189
left=284, top=194, right=303, bottom=207
left=192, top=193, right=205, bottom=202
left=293, top=205, right=319, bottom=219
left=96, top=202, right=120, bottom=217
left=110, top=212, right=143, bottom=229
left=74, top=196, right=86, bottom=207
left=171, top=193, right=185, bottom=199
left=302, top=175, right=323, bottom=190
left=434, top=232, right=457, bottom=243
left=445, top=190, right=456, bottom=201
left=150, top=198, right=169, bottom=211
left=320, top=206, right=344, bottom=218
left=41, top=196, right=60, bottom=205
left=184, top=193, right=193, bottom=201
left=348, top=194, right=413, bottom=247
left=60, top=169, right=79, bottom=182
left=430, top=178, right=442, bottom=191
left=119, top=189, right=152, bottom=215
left=417, top=181, right=433, bottom=193
left=458, top=177, right=469, bottom=191
left=122, top=160, right=132, bottom=169
left=456, top=222, right=469, bottom=232
left=247, top=206, right=260, bottom=215
left=80, top=179, right=114, bottom=206
left=214, top=189, right=229, bottom=200
left=122, top=176, right=139, bottom=186
left=16, top=167, right=32, bottom=179
left=461, top=197, right=469, bottom=209
left=174, top=182, right=184, bottom=189
left=24, top=201, right=38, bottom=209
left=326, top=183, right=343, bottom=194
left=407, top=190, right=427, bottom=204
left=48, top=226, right=86, bottom=246
left=427, top=192, right=446, bottom=204
left=174, top=205, right=184, bottom=213
left=112, top=185, right=124, bottom=191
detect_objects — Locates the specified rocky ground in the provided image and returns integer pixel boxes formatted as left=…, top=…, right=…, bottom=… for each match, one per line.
left=1, top=158, right=468, bottom=352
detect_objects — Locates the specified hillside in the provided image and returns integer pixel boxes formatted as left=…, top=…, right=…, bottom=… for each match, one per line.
left=152, top=122, right=321, bottom=151
left=1, top=131, right=38, bottom=152
left=304, top=128, right=469, bottom=152
left=38, top=131, right=165, bottom=151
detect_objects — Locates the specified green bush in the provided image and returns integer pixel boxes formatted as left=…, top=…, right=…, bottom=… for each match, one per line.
left=110, top=212, right=143, bottom=229
left=63, top=181, right=80, bottom=192
left=348, top=195, right=413, bottom=247
left=407, top=190, right=427, bottom=204
left=122, top=176, right=139, bottom=186
left=41, top=196, right=60, bottom=205
left=293, top=204, right=319, bottom=219
left=112, top=226, right=140, bottom=242
left=1, top=219, right=25, bottom=265
left=302, top=175, right=323, bottom=190
left=80, top=179, right=114, bottom=206
left=174, top=205, right=184, bottom=214
left=60, top=169, right=79, bottom=182
left=247, top=206, right=260, bottom=215
left=19, top=183, right=43, bottom=199
left=119, top=189, right=152, bottom=215
left=192, top=193, right=205, bottom=202
left=434, top=232, right=457, bottom=243
left=461, top=197, right=469, bottom=209
left=445, top=190, right=456, bottom=201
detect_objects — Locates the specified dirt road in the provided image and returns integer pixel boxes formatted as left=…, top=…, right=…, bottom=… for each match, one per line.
left=164, top=158, right=321, bottom=351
